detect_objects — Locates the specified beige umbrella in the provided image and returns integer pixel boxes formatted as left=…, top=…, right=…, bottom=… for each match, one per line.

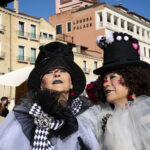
left=0, top=66, right=34, bottom=87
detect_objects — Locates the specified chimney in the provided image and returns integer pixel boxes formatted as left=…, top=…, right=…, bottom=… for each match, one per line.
left=14, top=0, right=19, bottom=13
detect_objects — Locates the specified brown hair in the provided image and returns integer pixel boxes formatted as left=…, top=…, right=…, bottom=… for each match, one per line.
left=95, top=65, right=150, bottom=103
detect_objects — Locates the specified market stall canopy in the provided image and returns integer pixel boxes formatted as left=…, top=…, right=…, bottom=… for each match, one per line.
left=0, top=66, right=34, bottom=86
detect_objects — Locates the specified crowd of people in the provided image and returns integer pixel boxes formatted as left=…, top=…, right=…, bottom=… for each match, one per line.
left=0, top=31, right=150, bottom=150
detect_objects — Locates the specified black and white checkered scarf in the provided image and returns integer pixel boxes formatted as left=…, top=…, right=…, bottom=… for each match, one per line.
left=29, top=97, right=82, bottom=150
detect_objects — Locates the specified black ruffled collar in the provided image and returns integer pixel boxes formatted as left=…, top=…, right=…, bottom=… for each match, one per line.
left=13, top=96, right=93, bottom=142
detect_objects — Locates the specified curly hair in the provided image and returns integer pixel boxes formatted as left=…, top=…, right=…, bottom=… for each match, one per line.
left=95, top=65, right=150, bottom=103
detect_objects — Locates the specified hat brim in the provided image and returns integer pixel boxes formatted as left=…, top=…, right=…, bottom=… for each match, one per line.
left=28, top=57, right=86, bottom=99
left=94, top=60, right=150, bottom=75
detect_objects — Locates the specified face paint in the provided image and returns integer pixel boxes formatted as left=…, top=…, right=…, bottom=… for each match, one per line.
left=104, top=80, right=108, bottom=84
left=54, top=69, right=59, bottom=73
left=103, top=73, right=129, bottom=106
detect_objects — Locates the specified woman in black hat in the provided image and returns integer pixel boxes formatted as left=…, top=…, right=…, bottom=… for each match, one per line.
left=0, top=41, right=100, bottom=150
left=87, top=32, right=150, bottom=150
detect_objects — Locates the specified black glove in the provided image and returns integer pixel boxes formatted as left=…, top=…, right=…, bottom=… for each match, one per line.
left=78, top=136, right=90, bottom=150
left=53, top=108, right=78, bottom=139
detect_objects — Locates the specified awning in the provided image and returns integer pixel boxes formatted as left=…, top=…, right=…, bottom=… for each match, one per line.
left=0, top=66, right=34, bottom=86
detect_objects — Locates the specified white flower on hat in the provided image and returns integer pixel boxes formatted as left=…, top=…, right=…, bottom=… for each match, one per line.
left=105, top=32, right=114, bottom=44
left=116, top=35, right=122, bottom=41
left=124, top=36, right=129, bottom=41
left=96, top=35, right=103, bottom=45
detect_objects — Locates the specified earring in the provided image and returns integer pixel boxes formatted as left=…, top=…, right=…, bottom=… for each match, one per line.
left=70, top=89, right=75, bottom=96
left=127, top=93, right=134, bottom=102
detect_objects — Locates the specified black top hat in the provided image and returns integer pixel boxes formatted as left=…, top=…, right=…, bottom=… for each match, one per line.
left=94, top=32, right=150, bottom=75
left=28, top=41, right=86, bottom=99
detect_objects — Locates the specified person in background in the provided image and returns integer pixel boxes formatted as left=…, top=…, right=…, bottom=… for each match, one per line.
left=87, top=32, right=150, bottom=150
left=0, top=41, right=100, bottom=150
left=0, top=97, right=9, bottom=117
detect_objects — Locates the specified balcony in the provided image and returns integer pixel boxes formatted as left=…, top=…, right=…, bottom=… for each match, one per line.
left=30, top=33, right=39, bottom=41
left=18, top=31, right=28, bottom=39
left=0, top=24, right=6, bottom=34
left=17, top=56, right=29, bottom=63
left=56, top=34, right=73, bottom=43
left=82, top=68, right=90, bottom=74
left=0, top=51, right=5, bottom=59
left=30, top=57, right=36, bottom=64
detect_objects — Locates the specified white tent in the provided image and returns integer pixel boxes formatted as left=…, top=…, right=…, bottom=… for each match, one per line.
left=0, top=66, right=34, bottom=87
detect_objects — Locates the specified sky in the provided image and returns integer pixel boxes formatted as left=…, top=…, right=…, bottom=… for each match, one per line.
left=6, top=0, right=150, bottom=21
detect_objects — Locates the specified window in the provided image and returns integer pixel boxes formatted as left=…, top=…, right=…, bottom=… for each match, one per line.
left=56, top=24, right=62, bottom=34
left=136, top=26, right=140, bottom=35
left=94, top=61, right=97, bottom=70
left=114, top=16, right=118, bottom=25
left=67, top=22, right=71, bottom=32
left=42, top=33, right=47, bottom=38
left=18, top=21, right=25, bottom=36
left=147, top=31, right=150, bottom=39
left=48, top=34, right=53, bottom=40
left=0, top=14, right=3, bottom=32
left=83, top=60, right=87, bottom=71
left=127, top=22, right=134, bottom=32
left=142, top=29, right=145, bottom=37
left=30, top=48, right=36, bottom=63
left=144, top=47, right=146, bottom=56
left=18, top=46, right=24, bottom=61
left=99, top=12, right=103, bottom=22
left=30, top=24, right=36, bottom=38
left=107, top=13, right=111, bottom=23
left=121, top=19, right=124, bottom=28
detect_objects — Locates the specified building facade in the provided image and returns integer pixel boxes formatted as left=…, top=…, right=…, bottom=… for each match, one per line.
left=0, top=6, right=56, bottom=108
left=49, top=1, right=150, bottom=63
left=0, top=1, right=102, bottom=109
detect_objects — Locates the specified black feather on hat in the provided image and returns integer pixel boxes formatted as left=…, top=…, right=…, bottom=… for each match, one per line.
left=94, top=32, right=150, bottom=75
left=28, top=41, right=86, bottom=99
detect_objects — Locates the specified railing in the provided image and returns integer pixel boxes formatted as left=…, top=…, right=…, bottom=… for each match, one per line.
left=30, top=57, right=36, bottom=63
left=30, top=33, right=40, bottom=40
left=18, top=30, right=28, bottom=38
left=56, top=34, right=73, bottom=43
left=17, top=31, right=40, bottom=40
left=17, top=56, right=29, bottom=62
left=82, top=68, right=90, bottom=74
